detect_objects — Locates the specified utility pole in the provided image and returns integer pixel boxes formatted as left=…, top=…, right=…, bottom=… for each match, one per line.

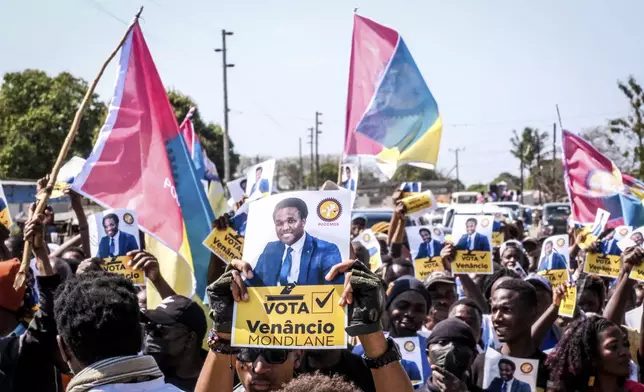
left=214, top=29, right=234, bottom=181
left=315, top=112, right=322, bottom=186
left=519, top=140, right=524, bottom=204
left=298, top=137, right=304, bottom=189
left=449, top=148, right=465, bottom=191
left=552, top=122, right=557, bottom=201
left=307, top=127, right=314, bottom=189
left=536, top=133, right=543, bottom=205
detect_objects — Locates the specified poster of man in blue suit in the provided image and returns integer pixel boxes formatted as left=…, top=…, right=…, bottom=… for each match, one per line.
left=93, top=210, right=140, bottom=258
left=537, top=239, right=568, bottom=271
left=341, top=165, right=357, bottom=192
left=485, top=359, right=532, bottom=392
left=408, top=227, right=443, bottom=259
left=242, top=191, right=350, bottom=287
left=245, top=159, right=275, bottom=201
left=454, top=216, right=492, bottom=252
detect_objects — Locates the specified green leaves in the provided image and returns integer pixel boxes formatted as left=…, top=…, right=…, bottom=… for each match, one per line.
left=0, top=70, right=107, bottom=179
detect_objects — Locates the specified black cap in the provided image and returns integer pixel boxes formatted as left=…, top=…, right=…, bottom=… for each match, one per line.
left=386, top=276, right=431, bottom=310
left=427, top=318, right=477, bottom=351
left=144, top=295, right=207, bottom=340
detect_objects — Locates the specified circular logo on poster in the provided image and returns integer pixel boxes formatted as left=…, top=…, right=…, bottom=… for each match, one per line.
left=433, top=228, right=442, bottom=237
left=362, top=233, right=371, bottom=243
left=556, top=238, right=565, bottom=247
left=403, top=340, right=416, bottom=352
left=619, top=227, right=630, bottom=237
left=520, top=362, right=533, bottom=374
left=123, top=213, right=135, bottom=225
left=317, top=198, right=342, bottom=222
left=480, top=218, right=490, bottom=228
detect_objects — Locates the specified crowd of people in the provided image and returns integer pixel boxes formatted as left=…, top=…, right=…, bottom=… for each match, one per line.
left=1, top=184, right=644, bottom=392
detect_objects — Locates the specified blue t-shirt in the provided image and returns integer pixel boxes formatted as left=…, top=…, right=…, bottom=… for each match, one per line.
left=539, top=326, right=559, bottom=351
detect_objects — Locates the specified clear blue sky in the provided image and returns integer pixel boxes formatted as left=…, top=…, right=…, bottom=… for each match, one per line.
left=1, top=0, right=642, bottom=186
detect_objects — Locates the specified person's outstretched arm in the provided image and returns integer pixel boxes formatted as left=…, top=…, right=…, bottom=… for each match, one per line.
left=604, top=246, right=641, bottom=324
left=66, top=187, right=91, bottom=257
left=441, top=242, right=488, bottom=312
left=359, top=331, right=414, bottom=392
left=128, top=250, right=175, bottom=299
left=531, top=285, right=565, bottom=347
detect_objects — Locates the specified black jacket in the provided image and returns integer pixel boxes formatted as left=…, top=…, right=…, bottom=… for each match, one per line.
left=0, top=274, right=62, bottom=392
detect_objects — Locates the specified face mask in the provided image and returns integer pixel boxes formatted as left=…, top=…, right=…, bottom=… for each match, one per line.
left=428, top=342, right=473, bottom=379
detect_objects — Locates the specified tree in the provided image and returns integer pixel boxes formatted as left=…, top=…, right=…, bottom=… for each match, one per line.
left=167, top=89, right=239, bottom=177
left=306, top=160, right=339, bottom=188
left=0, top=70, right=107, bottom=178
left=510, top=127, right=549, bottom=168
left=467, top=183, right=487, bottom=193
left=581, top=126, right=635, bottom=173
left=609, top=75, right=644, bottom=179
left=491, top=172, right=521, bottom=189
left=527, top=159, right=566, bottom=202
left=392, top=166, right=441, bottom=182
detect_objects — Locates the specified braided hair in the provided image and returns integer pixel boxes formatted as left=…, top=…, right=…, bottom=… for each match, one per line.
left=546, top=316, right=621, bottom=392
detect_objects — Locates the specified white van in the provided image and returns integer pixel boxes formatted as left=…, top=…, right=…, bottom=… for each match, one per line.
left=450, top=191, right=479, bottom=204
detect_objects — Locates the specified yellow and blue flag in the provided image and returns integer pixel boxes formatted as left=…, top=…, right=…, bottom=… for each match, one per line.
left=344, top=15, right=442, bottom=177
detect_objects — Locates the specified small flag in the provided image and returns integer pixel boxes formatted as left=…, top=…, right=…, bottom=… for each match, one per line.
left=344, top=15, right=442, bottom=178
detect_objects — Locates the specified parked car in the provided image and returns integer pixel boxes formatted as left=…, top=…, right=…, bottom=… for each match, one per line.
left=540, top=203, right=571, bottom=235
left=352, top=208, right=418, bottom=228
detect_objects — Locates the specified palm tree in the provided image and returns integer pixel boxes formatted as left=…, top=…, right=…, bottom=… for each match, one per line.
left=610, top=75, right=644, bottom=179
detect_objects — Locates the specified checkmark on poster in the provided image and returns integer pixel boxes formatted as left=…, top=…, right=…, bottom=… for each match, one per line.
left=312, top=288, right=335, bottom=314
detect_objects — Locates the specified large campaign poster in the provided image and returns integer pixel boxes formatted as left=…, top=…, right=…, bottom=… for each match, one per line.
left=406, top=225, right=445, bottom=280
left=87, top=209, right=143, bottom=285
left=0, top=182, right=11, bottom=229
left=451, top=214, right=493, bottom=275
left=232, top=190, right=350, bottom=349
left=245, top=159, right=276, bottom=201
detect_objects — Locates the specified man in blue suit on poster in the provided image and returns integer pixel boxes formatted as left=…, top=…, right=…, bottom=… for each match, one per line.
left=486, top=359, right=531, bottom=392
left=456, top=218, right=491, bottom=252
left=600, top=233, right=622, bottom=256
left=98, top=213, right=139, bottom=258
left=249, top=166, right=270, bottom=197
left=415, top=228, right=442, bottom=259
left=341, top=166, right=356, bottom=192
left=537, top=240, right=568, bottom=271
left=248, top=197, right=344, bottom=286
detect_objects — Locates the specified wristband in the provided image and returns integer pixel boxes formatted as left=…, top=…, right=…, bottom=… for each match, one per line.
left=207, top=328, right=239, bottom=355
left=362, top=336, right=401, bottom=369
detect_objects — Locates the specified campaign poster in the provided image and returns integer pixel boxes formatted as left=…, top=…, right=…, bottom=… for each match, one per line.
left=399, top=182, right=421, bottom=194
left=100, top=257, right=145, bottom=286
left=619, top=226, right=644, bottom=251
left=400, top=190, right=437, bottom=217
left=340, top=163, right=359, bottom=206
left=578, top=208, right=610, bottom=249
left=407, top=225, right=445, bottom=280
left=50, top=157, right=86, bottom=199
left=584, top=252, right=621, bottom=278
left=232, top=190, right=350, bottom=349
left=452, top=215, right=493, bottom=275
left=88, top=209, right=141, bottom=259
left=537, top=269, right=570, bottom=289
left=0, top=182, right=11, bottom=229
left=203, top=226, right=244, bottom=264
left=558, top=286, right=577, bottom=318
left=482, top=349, right=539, bottom=392
left=245, top=159, right=276, bottom=201
left=614, top=226, right=633, bottom=242
left=393, top=336, right=424, bottom=386
left=537, top=234, right=569, bottom=272
left=352, top=229, right=382, bottom=271
left=227, top=176, right=248, bottom=204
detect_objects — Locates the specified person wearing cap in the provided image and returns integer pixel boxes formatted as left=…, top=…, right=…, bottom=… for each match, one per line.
left=143, top=295, right=208, bottom=391
left=354, top=276, right=433, bottom=385
left=421, top=318, right=482, bottom=392
left=1, top=214, right=63, bottom=392
left=419, top=272, right=457, bottom=338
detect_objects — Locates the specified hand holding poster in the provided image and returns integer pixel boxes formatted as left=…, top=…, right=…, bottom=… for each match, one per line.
left=451, top=215, right=493, bottom=275
left=0, top=182, right=11, bottom=229
left=578, top=208, right=610, bottom=249
left=100, top=256, right=145, bottom=286
left=482, top=349, right=539, bottom=392
left=88, top=209, right=141, bottom=259
left=400, top=190, right=436, bottom=216
left=245, top=159, right=276, bottom=201
left=406, top=225, right=445, bottom=279
left=232, top=190, right=350, bottom=348
left=537, top=234, right=570, bottom=272
left=203, top=226, right=244, bottom=264
left=584, top=252, right=621, bottom=278
left=558, top=285, right=577, bottom=318
left=50, top=157, right=86, bottom=199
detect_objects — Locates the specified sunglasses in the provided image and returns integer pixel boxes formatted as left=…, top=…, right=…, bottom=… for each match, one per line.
left=237, top=348, right=289, bottom=365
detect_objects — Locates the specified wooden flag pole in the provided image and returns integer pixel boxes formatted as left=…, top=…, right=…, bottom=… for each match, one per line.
left=13, top=6, right=144, bottom=290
